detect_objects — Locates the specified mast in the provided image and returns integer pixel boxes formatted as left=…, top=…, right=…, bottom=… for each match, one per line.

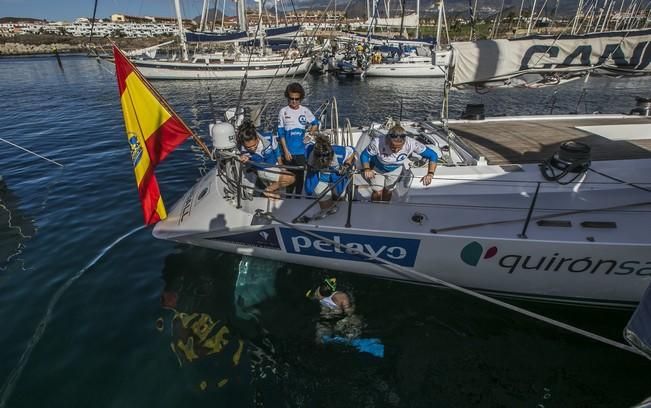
left=367, top=0, right=371, bottom=24
left=527, top=0, right=538, bottom=35
left=416, top=0, right=420, bottom=38
left=237, top=0, right=247, bottom=32
left=469, top=0, right=478, bottom=40
left=211, top=0, right=219, bottom=31
left=200, top=0, right=208, bottom=31
left=256, top=0, right=264, bottom=55
left=522, top=0, right=532, bottom=34
left=174, top=0, right=189, bottom=61
left=436, top=0, right=444, bottom=50
left=399, top=0, right=406, bottom=37
left=275, top=0, right=279, bottom=26
left=221, top=0, right=227, bottom=31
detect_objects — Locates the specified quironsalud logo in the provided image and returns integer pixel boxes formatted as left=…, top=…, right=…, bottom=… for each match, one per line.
left=460, top=241, right=498, bottom=266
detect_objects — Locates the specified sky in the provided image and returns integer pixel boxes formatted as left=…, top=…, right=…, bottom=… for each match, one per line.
left=0, top=0, right=236, bottom=22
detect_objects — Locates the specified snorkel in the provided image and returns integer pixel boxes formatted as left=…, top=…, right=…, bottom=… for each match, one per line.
left=305, top=277, right=337, bottom=298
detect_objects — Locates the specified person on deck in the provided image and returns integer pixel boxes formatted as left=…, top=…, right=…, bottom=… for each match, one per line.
left=360, top=125, right=438, bottom=202
left=278, top=82, right=319, bottom=197
left=237, top=120, right=295, bottom=199
left=304, top=135, right=355, bottom=213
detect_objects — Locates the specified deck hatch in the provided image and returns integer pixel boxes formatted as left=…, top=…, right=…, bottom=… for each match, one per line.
left=536, top=220, right=572, bottom=227
left=581, top=221, right=617, bottom=229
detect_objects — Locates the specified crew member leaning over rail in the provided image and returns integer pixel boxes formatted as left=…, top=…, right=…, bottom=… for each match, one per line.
left=237, top=120, right=295, bottom=199
left=304, top=135, right=356, bottom=213
left=360, top=125, right=438, bottom=202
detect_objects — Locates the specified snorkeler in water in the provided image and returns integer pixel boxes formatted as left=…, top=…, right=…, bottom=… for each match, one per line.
left=307, top=277, right=362, bottom=343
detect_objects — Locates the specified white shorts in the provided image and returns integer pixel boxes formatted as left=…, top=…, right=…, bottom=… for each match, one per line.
left=313, top=180, right=347, bottom=199
left=369, top=166, right=404, bottom=192
left=245, top=166, right=281, bottom=185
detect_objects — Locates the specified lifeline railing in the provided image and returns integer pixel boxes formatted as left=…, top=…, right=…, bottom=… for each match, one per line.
left=218, top=156, right=651, bottom=236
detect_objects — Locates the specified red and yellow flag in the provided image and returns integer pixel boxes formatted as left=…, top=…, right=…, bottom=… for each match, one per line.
left=113, top=45, right=191, bottom=225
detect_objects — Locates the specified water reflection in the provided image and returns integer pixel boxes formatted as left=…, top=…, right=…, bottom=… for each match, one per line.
left=157, top=249, right=281, bottom=403
left=0, top=178, right=35, bottom=272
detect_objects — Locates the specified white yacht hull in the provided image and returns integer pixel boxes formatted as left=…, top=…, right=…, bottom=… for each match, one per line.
left=132, top=58, right=312, bottom=80
left=364, top=62, right=445, bottom=78
left=153, top=151, right=651, bottom=308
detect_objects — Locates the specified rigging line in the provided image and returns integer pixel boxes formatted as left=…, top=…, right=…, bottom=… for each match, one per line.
left=382, top=197, right=651, bottom=213
left=261, top=212, right=648, bottom=359
left=0, top=138, right=63, bottom=167
left=255, top=0, right=349, bottom=122
left=0, top=225, right=146, bottom=408
left=293, top=0, right=355, bottom=82
left=430, top=200, right=651, bottom=233
left=588, top=167, right=651, bottom=193
left=112, top=44, right=211, bottom=157
left=86, top=0, right=99, bottom=46
left=235, top=0, right=269, bottom=120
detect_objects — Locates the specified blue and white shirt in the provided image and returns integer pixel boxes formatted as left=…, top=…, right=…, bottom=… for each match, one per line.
left=238, top=133, right=280, bottom=169
left=360, top=134, right=438, bottom=172
left=305, top=144, right=355, bottom=196
left=278, top=105, right=318, bottom=156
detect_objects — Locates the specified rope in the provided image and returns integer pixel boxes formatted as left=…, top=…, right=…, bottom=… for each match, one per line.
left=0, top=138, right=63, bottom=167
left=260, top=211, right=649, bottom=359
left=0, top=225, right=146, bottom=408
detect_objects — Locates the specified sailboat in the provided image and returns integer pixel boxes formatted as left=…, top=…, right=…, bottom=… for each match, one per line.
left=112, top=24, right=651, bottom=312
left=362, top=0, right=450, bottom=78
left=131, top=0, right=313, bottom=80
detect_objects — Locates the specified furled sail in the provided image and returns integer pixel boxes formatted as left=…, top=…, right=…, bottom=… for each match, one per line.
left=265, top=24, right=301, bottom=39
left=113, top=45, right=193, bottom=225
left=365, top=13, right=419, bottom=28
left=450, top=28, right=651, bottom=87
left=185, top=31, right=249, bottom=43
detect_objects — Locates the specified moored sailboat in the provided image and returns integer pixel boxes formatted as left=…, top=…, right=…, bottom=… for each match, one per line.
left=130, top=0, right=313, bottom=80
left=112, top=27, right=651, bottom=310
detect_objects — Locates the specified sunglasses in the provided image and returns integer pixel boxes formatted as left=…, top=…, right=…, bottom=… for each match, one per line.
left=288, top=97, right=302, bottom=101
left=315, top=151, right=331, bottom=158
left=388, top=133, right=406, bottom=139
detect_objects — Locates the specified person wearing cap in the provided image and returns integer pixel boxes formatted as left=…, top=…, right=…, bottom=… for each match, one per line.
left=237, top=120, right=295, bottom=199
left=304, top=135, right=356, bottom=212
left=360, top=124, right=438, bottom=202
left=278, top=82, right=319, bottom=197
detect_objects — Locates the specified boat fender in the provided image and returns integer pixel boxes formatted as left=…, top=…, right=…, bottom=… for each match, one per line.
left=539, top=141, right=591, bottom=184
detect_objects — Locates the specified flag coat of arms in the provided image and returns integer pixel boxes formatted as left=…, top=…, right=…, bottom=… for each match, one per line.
left=113, top=45, right=191, bottom=224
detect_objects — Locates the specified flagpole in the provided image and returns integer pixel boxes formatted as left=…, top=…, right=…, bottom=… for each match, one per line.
left=112, top=43, right=212, bottom=158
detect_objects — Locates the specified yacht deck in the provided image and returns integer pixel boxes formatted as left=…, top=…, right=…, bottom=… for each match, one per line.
left=448, top=116, right=651, bottom=165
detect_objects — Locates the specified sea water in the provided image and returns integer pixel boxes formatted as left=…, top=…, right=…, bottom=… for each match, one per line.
left=0, top=54, right=650, bottom=407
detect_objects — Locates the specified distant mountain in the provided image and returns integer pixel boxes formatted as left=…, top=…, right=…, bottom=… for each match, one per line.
left=0, top=17, right=48, bottom=24
left=295, top=0, right=579, bottom=19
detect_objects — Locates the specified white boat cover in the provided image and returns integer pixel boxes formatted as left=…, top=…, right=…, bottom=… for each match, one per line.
left=365, top=13, right=419, bottom=28
left=450, top=29, right=651, bottom=86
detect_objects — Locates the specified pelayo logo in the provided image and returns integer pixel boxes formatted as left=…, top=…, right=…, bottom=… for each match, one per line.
left=280, top=228, right=420, bottom=267
left=460, top=241, right=498, bottom=266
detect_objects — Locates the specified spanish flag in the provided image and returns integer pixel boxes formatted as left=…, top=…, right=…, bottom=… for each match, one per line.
left=113, top=45, right=191, bottom=225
